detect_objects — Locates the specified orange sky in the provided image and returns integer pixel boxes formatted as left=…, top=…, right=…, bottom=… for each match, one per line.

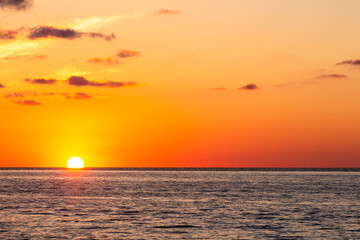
left=1, top=0, right=360, bottom=167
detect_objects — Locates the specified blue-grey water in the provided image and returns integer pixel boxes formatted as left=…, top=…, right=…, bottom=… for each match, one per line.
left=0, top=169, right=359, bottom=239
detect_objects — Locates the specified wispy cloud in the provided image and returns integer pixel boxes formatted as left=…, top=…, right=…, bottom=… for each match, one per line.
left=25, top=78, right=58, bottom=84
left=316, top=74, right=348, bottom=79
left=100, top=67, right=123, bottom=75
left=4, top=91, right=94, bottom=100
left=54, top=67, right=91, bottom=79
left=0, top=0, right=32, bottom=10
left=117, top=49, right=140, bottom=58
left=88, top=57, right=119, bottom=64
left=0, top=40, right=42, bottom=59
left=0, top=29, right=18, bottom=40
left=68, top=76, right=135, bottom=88
left=277, top=74, right=349, bottom=87
left=27, top=26, right=115, bottom=41
left=209, top=87, right=227, bottom=90
left=154, top=9, right=181, bottom=15
left=62, top=92, right=92, bottom=99
left=2, top=54, right=47, bottom=60
left=4, top=91, right=38, bottom=98
left=68, top=13, right=147, bottom=31
left=238, top=84, right=259, bottom=90
left=0, top=83, right=5, bottom=88
left=25, top=75, right=136, bottom=88
left=336, top=59, right=360, bottom=66
left=0, top=15, right=123, bottom=58
left=13, top=99, right=43, bottom=106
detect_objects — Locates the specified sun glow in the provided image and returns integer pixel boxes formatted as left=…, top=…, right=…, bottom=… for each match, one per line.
left=67, top=157, right=84, bottom=169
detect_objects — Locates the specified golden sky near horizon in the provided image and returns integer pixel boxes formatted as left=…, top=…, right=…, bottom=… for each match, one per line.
left=1, top=0, right=360, bottom=167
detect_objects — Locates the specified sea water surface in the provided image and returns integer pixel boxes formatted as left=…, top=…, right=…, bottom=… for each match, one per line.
left=0, top=169, right=359, bottom=239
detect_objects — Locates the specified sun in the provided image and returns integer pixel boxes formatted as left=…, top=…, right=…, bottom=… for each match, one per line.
left=67, top=157, right=84, bottom=169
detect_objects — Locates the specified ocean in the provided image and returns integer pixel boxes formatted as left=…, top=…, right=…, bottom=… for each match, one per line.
left=0, top=169, right=359, bottom=239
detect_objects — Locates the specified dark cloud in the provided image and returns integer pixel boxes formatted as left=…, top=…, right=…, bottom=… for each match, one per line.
left=336, top=59, right=360, bottom=66
left=67, top=76, right=135, bottom=88
left=0, top=0, right=32, bottom=10
left=14, top=99, right=43, bottom=105
left=28, top=26, right=80, bottom=40
left=154, top=9, right=181, bottom=15
left=25, top=78, right=58, bottom=84
left=317, top=74, right=348, bottom=79
left=238, top=84, right=259, bottom=90
left=27, top=26, right=115, bottom=41
left=0, top=29, right=18, bottom=40
left=88, top=57, right=119, bottom=64
left=0, top=83, right=5, bottom=88
left=209, top=87, right=227, bottom=90
left=2, top=54, right=47, bottom=60
left=117, top=49, right=140, bottom=58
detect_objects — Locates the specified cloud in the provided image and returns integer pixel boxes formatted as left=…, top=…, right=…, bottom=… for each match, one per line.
left=14, top=99, right=43, bottom=105
left=27, top=26, right=115, bottom=41
left=2, top=54, right=47, bottom=60
left=5, top=91, right=37, bottom=98
left=54, top=67, right=91, bottom=79
left=68, top=76, right=135, bottom=88
left=24, top=76, right=136, bottom=88
left=154, top=9, right=181, bottom=15
left=88, top=57, right=119, bottom=64
left=4, top=91, right=94, bottom=100
left=0, top=40, right=42, bottom=59
left=62, top=92, right=92, bottom=99
left=117, top=49, right=140, bottom=58
left=209, top=87, right=227, bottom=90
left=87, top=32, right=116, bottom=41
left=238, top=84, right=259, bottom=90
left=25, top=78, right=58, bottom=84
left=316, top=74, right=348, bottom=79
left=336, top=59, right=360, bottom=66
left=0, top=83, right=5, bottom=88
left=67, top=14, right=147, bottom=31
left=0, top=29, right=18, bottom=40
left=0, top=0, right=32, bottom=10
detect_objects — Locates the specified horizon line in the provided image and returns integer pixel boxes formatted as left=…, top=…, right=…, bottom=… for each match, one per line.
left=0, top=167, right=359, bottom=172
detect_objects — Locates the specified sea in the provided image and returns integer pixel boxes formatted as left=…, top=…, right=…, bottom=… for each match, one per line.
left=0, top=168, right=359, bottom=239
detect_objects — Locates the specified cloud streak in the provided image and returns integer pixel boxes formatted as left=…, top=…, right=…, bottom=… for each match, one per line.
left=62, top=92, right=92, bottom=99
left=88, top=57, right=119, bottom=64
left=27, top=26, right=115, bottom=41
left=14, top=100, right=43, bottom=105
left=25, top=78, right=58, bottom=84
left=316, top=74, right=348, bottom=79
left=68, top=76, right=135, bottom=88
left=209, top=87, right=227, bottom=90
left=24, top=75, right=136, bottom=88
left=0, top=83, right=5, bottom=88
left=4, top=91, right=93, bottom=100
left=117, top=49, right=140, bottom=58
left=154, top=9, right=181, bottom=15
left=238, top=84, right=259, bottom=90
left=2, top=54, right=47, bottom=60
left=336, top=59, right=360, bottom=66
left=5, top=91, right=37, bottom=98
left=0, top=0, right=32, bottom=10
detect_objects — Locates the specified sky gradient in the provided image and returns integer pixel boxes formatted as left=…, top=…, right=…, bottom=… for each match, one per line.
left=1, top=0, right=360, bottom=167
